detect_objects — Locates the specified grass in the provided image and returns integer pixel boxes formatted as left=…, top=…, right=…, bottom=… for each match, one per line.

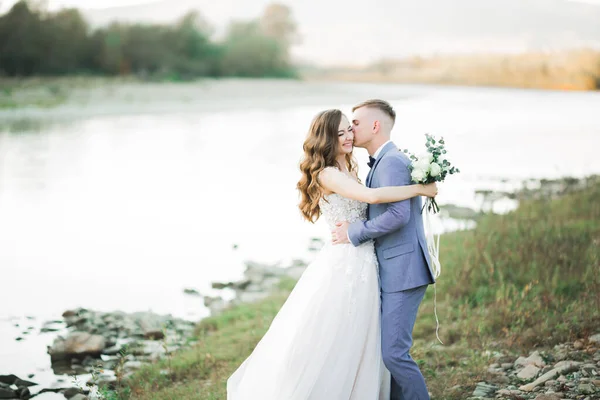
left=110, top=180, right=599, bottom=400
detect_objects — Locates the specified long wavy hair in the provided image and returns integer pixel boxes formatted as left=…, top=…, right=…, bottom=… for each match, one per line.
left=297, top=109, right=359, bottom=223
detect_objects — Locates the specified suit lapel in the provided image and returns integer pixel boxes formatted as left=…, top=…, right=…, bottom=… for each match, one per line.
left=366, top=141, right=396, bottom=187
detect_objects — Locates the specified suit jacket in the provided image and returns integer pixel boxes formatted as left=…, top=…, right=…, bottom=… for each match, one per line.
left=348, top=141, right=435, bottom=292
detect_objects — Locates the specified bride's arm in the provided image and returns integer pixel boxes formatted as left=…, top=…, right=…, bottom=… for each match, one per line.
left=318, top=167, right=436, bottom=204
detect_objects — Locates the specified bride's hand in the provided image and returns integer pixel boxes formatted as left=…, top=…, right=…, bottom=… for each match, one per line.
left=420, top=182, right=438, bottom=198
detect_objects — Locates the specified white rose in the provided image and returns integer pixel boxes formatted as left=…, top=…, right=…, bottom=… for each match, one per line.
left=437, top=154, right=448, bottom=165
left=429, top=162, right=442, bottom=177
left=418, top=152, right=433, bottom=164
left=411, top=168, right=427, bottom=182
left=414, top=158, right=431, bottom=172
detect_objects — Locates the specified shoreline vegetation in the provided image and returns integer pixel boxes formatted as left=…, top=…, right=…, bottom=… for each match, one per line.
left=21, top=175, right=589, bottom=400
left=2, top=51, right=599, bottom=112
left=303, top=50, right=600, bottom=92
left=0, top=1, right=298, bottom=82
left=1, top=2, right=600, bottom=113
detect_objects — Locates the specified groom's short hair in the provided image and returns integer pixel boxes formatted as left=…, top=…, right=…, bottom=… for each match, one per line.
left=352, top=99, right=396, bottom=124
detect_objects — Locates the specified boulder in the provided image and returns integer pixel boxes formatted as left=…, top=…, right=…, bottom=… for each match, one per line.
left=48, top=332, right=106, bottom=361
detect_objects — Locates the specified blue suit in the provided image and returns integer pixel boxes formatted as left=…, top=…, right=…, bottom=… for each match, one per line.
left=348, top=141, right=434, bottom=400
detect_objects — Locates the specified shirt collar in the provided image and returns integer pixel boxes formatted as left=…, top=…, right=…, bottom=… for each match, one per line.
left=373, top=140, right=392, bottom=159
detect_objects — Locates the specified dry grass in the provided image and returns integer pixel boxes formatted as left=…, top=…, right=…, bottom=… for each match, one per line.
left=305, top=50, right=600, bottom=91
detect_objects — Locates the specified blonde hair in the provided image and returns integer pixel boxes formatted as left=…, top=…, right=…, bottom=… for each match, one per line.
left=352, top=99, right=396, bottom=125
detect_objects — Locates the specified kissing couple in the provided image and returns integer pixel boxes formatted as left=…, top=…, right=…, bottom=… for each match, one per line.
left=228, top=99, right=439, bottom=400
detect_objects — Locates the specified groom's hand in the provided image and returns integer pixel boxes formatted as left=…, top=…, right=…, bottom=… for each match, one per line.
left=331, top=221, right=350, bottom=245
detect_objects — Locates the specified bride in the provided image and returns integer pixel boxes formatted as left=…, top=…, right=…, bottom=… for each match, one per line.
left=227, top=109, right=437, bottom=399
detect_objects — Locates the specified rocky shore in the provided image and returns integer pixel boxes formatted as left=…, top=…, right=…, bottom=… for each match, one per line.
left=204, top=258, right=310, bottom=317
left=467, top=334, right=600, bottom=399
left=1, top=256, right=312, bottom=400
left=2, top=309, right=197, bottom=400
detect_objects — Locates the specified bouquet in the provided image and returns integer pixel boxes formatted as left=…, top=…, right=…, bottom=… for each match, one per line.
left=403, top=134, right=459, bottom=345
left=403, top=134, right=460, bottom=214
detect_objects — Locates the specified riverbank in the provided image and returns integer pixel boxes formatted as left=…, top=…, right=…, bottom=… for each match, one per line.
left=1, top=176, right=597, bottom=399
left=1, top=310, right=198, bottom=399
left=304, top=50, right=600, bottom=92
left=111, top=177, right=598, bottom=399
left=3, top=53, right=600, bottom=114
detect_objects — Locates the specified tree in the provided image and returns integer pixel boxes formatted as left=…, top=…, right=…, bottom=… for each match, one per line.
left=259, top=4, right=299, bottom=48
left=41, top=8, right=89, bottom=74
left=0, top=1, right=45, bottom=75
left=167, top=11, right=220, bottom=77
left=220, top=20, right=293, bottom=78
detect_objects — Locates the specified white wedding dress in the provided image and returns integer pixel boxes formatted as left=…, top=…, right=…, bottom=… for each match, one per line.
left=227, top=193, right=391, bottom=399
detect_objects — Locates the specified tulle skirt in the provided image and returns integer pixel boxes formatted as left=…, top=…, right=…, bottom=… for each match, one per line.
left=227, top=241, right=390, bottom=399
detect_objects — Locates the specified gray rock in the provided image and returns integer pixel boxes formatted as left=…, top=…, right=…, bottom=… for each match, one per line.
left=589, top=333, right=600, bottom=344
left=13, top=378, right=37, bottom=388
left=520, top=362, right=582, bottom=392
left=27, top=393, right=65, bottom=399
left=236, top=291, right=271, bottom=304
left=0, top=387, right=16, bottom=399
left=231, top=280, right=252, bottom=290
left=123, top=361, right=143, bottom=371
left=498, top=388, right=522, bottom=396
left=183, top=287, right=202, bottom=296
left=101, top=345, right=122, bottom=356
left=48, top=332, right=106, bottom=361
left=204, top=296, right=228, bottom=315
left=17, top=387, right=30, bottom=399
left=534, top=394, right=561, bottom=400
left=210, top=282, right=232, bottom=290
left=578, top=383, right=595, bottom=395
left=553, top=361, right=582, bottom=370
left=518, top=365, right=541, bottom=380
left=60, top=388, right=83, bottom=399
left=515, top=351, right=545, bottom=368
left=137, top=315, right=164, bottom=340
left=0, top=376, right=17, bottom=386
left=69, top=395, right=88, bottom=400
left=472, top=382, right=497, bottom=398
left=40, top=321, right=64, bottom=333
left=581, top=364, right=597, bottom=374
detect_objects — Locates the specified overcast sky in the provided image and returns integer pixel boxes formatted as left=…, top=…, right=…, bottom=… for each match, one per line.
left=2, top=0, right=600, bottom=12
left=0, top=0, right=150, bottom=11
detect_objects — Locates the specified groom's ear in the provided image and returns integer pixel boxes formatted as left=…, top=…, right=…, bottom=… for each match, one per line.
left=373, top=120, right=380, bottom=133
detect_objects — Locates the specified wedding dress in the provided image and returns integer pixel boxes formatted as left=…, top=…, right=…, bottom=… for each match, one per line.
left=227, top=193, right=391, bottom=399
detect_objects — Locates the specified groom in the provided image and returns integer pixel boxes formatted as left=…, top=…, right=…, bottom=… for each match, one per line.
left=332, top=99, right=435, bottom=399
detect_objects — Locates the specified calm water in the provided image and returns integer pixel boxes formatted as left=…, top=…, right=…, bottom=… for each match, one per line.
left=1, top=80, right=600, bottom=381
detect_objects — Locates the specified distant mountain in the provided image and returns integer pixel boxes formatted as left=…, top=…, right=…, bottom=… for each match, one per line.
left=82, top=0, right=600, bottom=65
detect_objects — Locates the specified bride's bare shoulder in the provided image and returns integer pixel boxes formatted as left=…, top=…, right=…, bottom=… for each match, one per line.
left=319, top=167, right=339, bottom=195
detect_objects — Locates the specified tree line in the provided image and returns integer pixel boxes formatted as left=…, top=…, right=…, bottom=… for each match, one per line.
left=0, top=1, right=299, bottom=79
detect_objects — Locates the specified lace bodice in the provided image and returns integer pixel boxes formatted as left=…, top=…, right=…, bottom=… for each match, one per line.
left=319, top=193, right=368, bottom=229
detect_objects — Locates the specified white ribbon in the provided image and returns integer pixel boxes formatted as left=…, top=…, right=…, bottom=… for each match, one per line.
left=423, top=203, right=443, bottom=345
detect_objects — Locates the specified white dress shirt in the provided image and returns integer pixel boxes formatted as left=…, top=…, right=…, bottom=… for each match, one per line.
left=372, top=140, right=392, bottom=159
